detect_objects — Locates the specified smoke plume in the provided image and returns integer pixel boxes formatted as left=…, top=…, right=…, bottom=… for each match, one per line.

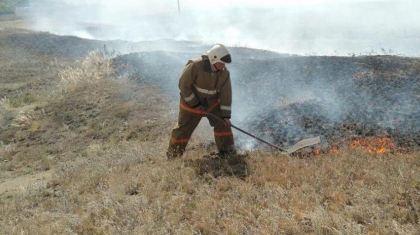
left=17, top=0, right=420, bottom=56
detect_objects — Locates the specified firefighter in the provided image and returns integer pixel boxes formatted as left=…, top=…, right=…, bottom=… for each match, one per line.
left=167, top=44, right=235, bottom=159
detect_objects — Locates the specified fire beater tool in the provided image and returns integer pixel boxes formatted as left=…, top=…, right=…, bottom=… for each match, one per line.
left=205, top=112, right=321, bottom=154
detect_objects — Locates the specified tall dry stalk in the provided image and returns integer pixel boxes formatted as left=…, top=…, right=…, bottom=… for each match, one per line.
left=58, top=50, right=114, bottom=89
left=0, top=96, right=11, bottom=110
left=11, top=109, right=45, bottom=129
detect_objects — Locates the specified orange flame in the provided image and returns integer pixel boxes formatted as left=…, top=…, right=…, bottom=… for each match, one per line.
left=314, top=147, right=322, bottom=156
left=329, top=145, right=340, bottom=153
left=351, top=137, right=394, bottom=154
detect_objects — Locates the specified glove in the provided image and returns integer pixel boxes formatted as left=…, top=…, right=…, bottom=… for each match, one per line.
left=222, top=118, right=231, bottom=127
left=191, top=103, right=206, bottom=110
left=192, top=101, right=208, bottom=110
left=197, top=105, right=206, bottom=110
left=201, top=99, right=209, bottom=109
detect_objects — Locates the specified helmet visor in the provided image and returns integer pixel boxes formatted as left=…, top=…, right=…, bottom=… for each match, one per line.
left=220, top=54, right=232, bottom=63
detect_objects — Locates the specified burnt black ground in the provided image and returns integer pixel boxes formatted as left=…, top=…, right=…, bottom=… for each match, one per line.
left=113, top=53, right=420, bottom=152
left=2, top=28, right=418, bottom=153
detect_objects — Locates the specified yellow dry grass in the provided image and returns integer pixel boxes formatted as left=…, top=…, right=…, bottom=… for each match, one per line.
left=1, top=47, right=419, bottom=234
left=1, top=143, right=419, bottom=234
left=58, top=50, right=114, bottom=90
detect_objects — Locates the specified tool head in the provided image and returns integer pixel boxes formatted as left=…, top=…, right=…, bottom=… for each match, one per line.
left=281, top=136, right=321, bottom=154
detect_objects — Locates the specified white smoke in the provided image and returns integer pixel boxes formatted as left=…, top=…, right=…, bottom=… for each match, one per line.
left=17, top=0, right=420, bottom=56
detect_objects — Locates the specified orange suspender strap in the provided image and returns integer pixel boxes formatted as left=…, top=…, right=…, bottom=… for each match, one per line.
left=214, top=131, right=233, bottom=137
left=179, top=99, right=221, bottom=115
left=170, top=137, right=189, bottom=144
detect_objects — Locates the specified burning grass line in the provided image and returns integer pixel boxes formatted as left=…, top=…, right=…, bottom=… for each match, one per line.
left=2, top=51, right=420, bottom=233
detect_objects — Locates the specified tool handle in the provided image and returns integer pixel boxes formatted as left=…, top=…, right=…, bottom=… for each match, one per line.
left=230, top=124, right=286, bottom=152
left=205, top=112, right=286, bottom=152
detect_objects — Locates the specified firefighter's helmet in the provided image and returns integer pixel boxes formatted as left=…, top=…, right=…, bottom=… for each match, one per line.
left=207, top=44, right=232, bottom=65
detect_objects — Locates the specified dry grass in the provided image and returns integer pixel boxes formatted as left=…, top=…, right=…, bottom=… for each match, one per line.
left=58, top=50, right=114, bottom=90
left=2, top=94, right=419, bottom=234
left=1, top=144, right=419, bottom=234
left=2, top=93, right=419, bottom=234
left=0, top=48, right=170, bottom=179
left=1, top=31, right=419, bottom=234
left=11, top=109, right=45, bottom=129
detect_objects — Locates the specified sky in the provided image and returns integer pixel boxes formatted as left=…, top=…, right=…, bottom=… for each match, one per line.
left=17, top=0, right=420, bottom=56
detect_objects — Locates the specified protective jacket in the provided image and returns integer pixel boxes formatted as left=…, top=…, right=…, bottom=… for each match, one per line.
left=179, top=54, right=232, bottom=118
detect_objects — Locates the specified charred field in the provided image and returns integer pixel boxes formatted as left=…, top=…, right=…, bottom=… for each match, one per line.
left=114, top=51, right=420, bottom=154
left=1, top=28, right=420, bottom=234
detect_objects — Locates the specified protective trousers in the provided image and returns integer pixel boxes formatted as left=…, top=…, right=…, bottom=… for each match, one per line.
left=167, top=105, right=234, bottom=159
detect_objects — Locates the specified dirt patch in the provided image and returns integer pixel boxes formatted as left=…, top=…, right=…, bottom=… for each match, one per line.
left=185, top=153, right=250, bottom=179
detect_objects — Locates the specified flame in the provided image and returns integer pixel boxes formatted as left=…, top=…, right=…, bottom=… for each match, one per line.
left=329, top=145, right=340, bottom=153
left=351, top=137, right=394, bottom=154
left=314, top=147, right=322, bottom=156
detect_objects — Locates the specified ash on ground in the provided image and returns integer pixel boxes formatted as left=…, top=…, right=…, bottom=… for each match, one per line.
left=113, top=50, right=420, bottom=153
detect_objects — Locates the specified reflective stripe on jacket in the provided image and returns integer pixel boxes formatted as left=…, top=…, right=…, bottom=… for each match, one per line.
left=178, top=54, right=232, bottom=118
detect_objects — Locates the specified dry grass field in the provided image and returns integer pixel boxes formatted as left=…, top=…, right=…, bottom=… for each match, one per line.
left=1, top=25, right=419, bottom=234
